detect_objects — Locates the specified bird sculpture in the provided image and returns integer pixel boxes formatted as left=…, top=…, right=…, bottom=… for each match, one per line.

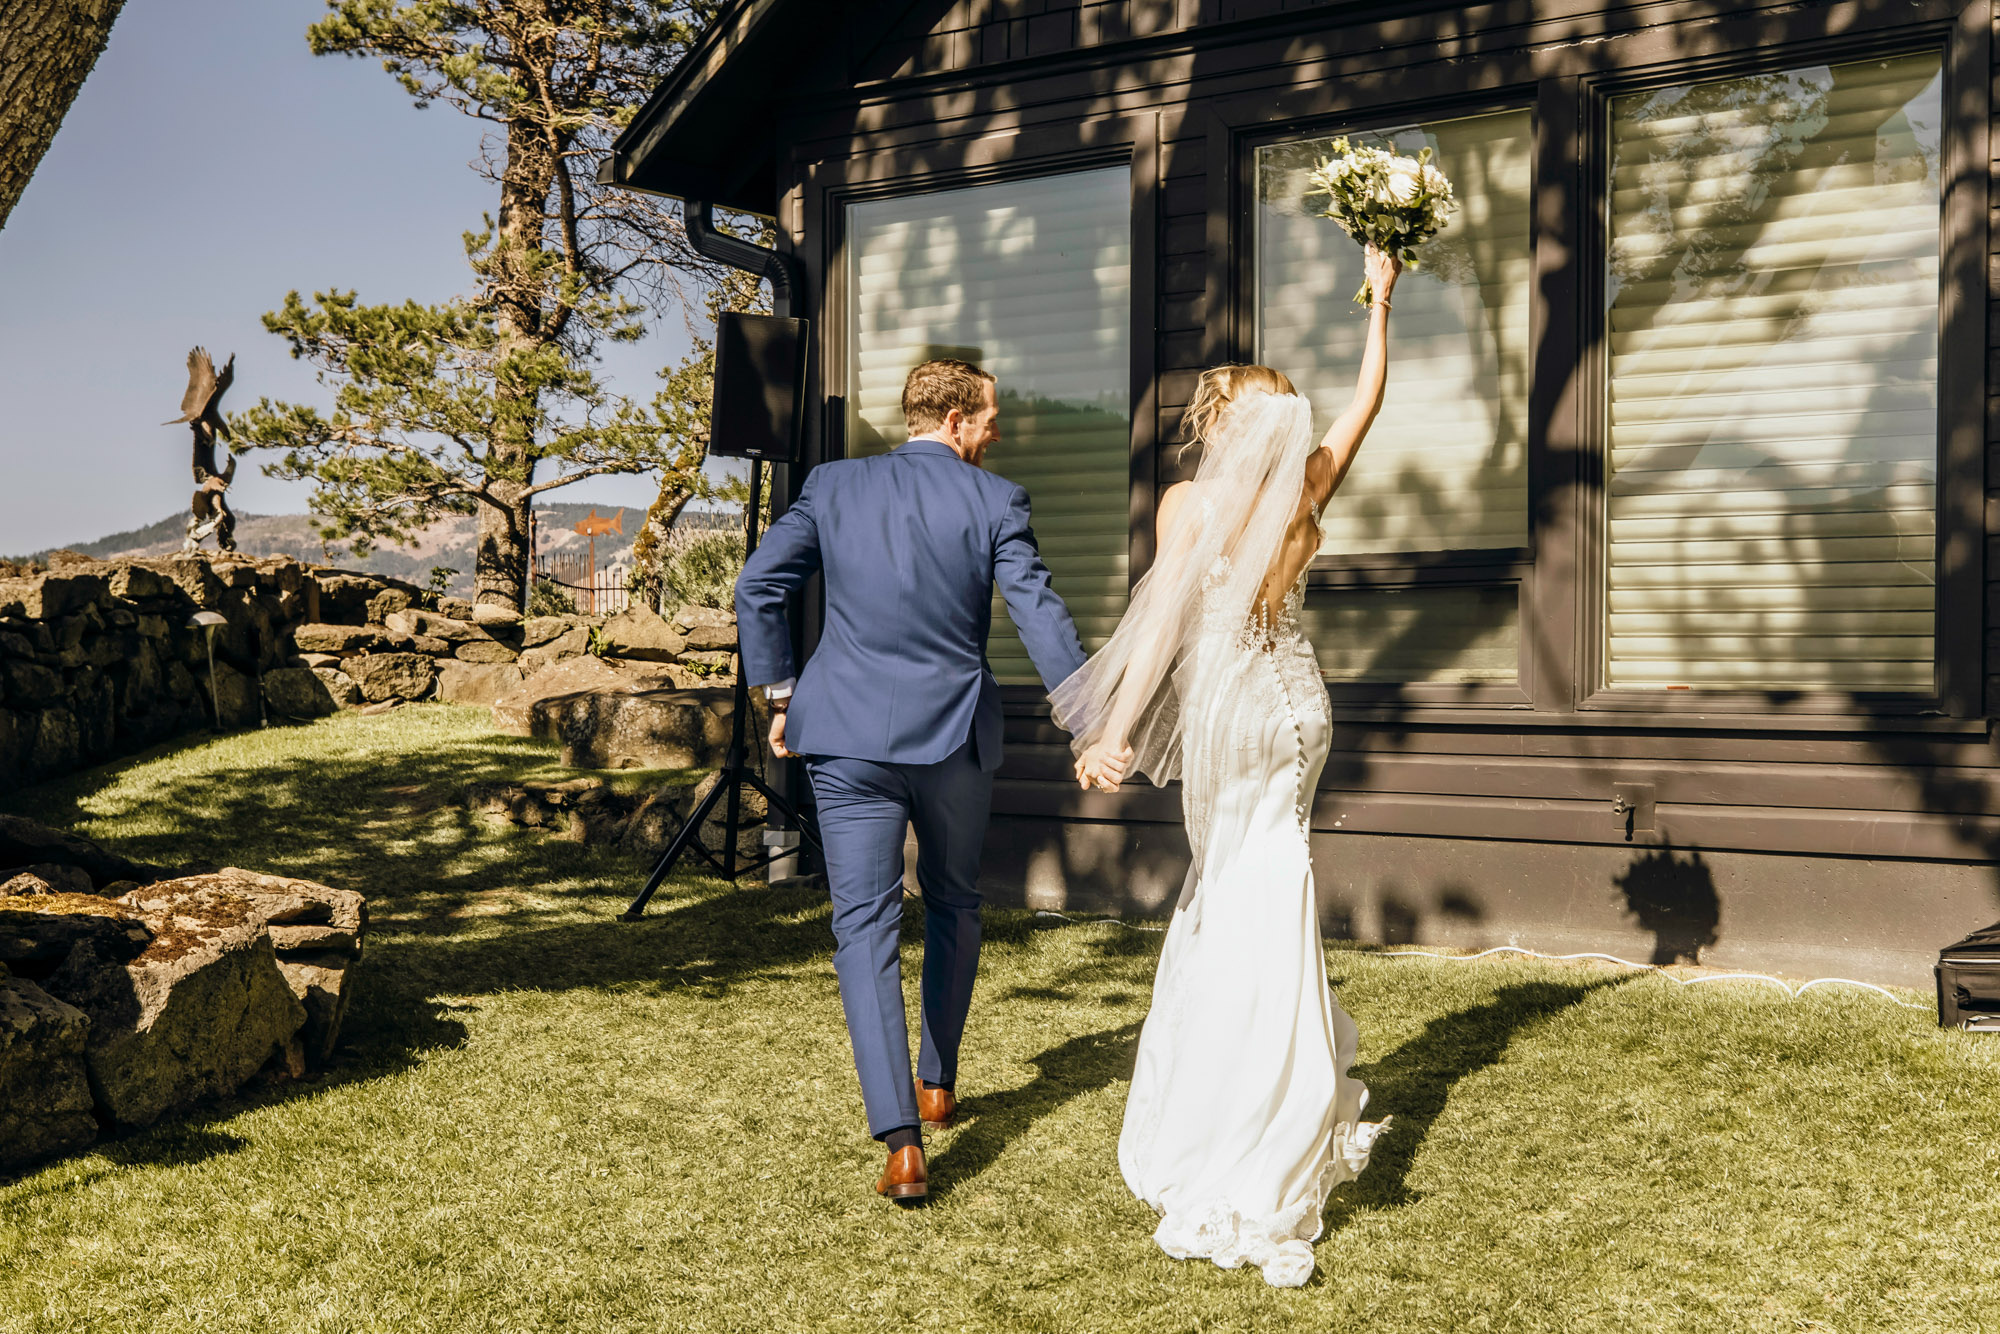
left=165, top=347, right=238, bottom=553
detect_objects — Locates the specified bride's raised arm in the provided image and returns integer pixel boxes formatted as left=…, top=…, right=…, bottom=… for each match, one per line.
left=1314, top=245, right=1402, bottom=502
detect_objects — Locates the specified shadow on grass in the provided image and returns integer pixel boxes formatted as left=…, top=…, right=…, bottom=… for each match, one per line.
left=1320, top=976, right=1624, bottom=1239
left=927, top=1019, right=1143, bottom=1199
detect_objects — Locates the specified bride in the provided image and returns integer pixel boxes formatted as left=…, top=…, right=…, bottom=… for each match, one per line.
left=1052, top=245, right=1402, bottom=1287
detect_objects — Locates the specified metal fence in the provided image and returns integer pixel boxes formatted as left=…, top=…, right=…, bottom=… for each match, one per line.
left=532, top=553, right=630, bottom=615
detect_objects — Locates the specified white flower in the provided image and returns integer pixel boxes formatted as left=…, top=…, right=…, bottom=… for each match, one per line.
left=1385, top=167, right=1420, bottom=204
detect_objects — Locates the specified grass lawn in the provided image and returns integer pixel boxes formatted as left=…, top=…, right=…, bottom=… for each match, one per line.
left=2, top=706, right=1998, bottom=1333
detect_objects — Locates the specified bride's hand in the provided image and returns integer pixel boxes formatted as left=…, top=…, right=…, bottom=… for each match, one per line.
left=1074, top=741, right=1134, bottom=793
left=1363, top=244, right=1402, bottom=307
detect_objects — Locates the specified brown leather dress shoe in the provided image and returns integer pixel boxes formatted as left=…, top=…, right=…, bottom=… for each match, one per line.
left=875, top=1144, right=927, bottom=1202
left=915, top=1079, right=956, bottom=1128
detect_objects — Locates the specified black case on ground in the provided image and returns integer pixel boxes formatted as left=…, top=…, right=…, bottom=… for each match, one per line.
left=1936, top=921, right=2000, bottom=1029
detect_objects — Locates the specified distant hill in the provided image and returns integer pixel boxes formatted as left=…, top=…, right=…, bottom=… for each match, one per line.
left=12, top=502, right=738, bottom=596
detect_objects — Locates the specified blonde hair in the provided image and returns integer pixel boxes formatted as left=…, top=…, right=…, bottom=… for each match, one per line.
left=902, top=358, right=995, bottom=434
left=1180, top=364, right=1297, bottom=450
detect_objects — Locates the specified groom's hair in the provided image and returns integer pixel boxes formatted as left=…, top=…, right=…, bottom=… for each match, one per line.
left=903, top=359, right=995, bottom=434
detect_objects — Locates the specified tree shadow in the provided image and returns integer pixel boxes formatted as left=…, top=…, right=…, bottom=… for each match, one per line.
left=925, top=1018, right=1142, bottom=1200
left=1321, top=976, right=1623, bottom=1234
left=1613, top=844, right=1721, bottom=966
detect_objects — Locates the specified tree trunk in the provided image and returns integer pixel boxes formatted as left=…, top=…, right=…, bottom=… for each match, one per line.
left=0, top=0, right=127, bottom=231
left=631, top=486, right=695, bottom=613
left=476, top=113, right=557, bottom=612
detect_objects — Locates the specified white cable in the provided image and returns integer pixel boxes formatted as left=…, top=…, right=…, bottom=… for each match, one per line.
left=1374, top=944, right=1930, bottom=1010
left=1034, top=914, right=1929, bottom=1010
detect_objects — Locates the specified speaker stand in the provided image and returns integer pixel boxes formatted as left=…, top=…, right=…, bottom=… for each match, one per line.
left=622, top=459, right=820, bottom=919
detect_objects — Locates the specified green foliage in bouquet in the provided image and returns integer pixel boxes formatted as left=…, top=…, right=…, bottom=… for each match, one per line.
left=1307, top=137, right=1457, bottom=307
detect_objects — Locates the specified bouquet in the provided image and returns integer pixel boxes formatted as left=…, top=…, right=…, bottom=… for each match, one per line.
left=1306, top=138, right=1456, bottom=307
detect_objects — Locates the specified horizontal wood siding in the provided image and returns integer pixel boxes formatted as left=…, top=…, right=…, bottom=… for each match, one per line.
left=784, top=0, right=2000, bottom=868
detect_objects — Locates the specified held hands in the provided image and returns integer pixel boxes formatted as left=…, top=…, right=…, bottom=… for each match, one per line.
left=1074, top=740, right=1134, bottom=793
left=1363, top=243, right=1403, bottom=308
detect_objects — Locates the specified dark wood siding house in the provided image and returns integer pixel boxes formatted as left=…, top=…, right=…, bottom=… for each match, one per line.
left=606, top=0, right=2000, bottom=986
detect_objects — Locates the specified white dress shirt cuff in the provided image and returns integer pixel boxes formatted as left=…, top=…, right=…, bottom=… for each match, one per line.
left=764, top=678, right=795, bottom=702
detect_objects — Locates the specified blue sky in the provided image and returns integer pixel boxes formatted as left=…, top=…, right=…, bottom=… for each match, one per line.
left=0, top=0, right=695, bottom=556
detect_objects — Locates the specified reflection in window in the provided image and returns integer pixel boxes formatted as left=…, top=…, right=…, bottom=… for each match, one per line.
left=846, top=168, right=1132, bottom=684
left=1605, top=53, right=1942, bottom=692
left=1300, top=584, right=1520, bottom=683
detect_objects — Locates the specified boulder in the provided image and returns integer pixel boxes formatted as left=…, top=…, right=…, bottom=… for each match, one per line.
left=439, top=597, right=476, bottom=620
left=343, top=652, right=436, bottom=703
left=124, top=869, right=364, bottom=1068
left=262, top=667, right=338, bottom=720
left=3, top=660, right=62, bottom=708
left=366, top=588, right=413, bottom=624
left=293, top=623, right=382, bottom=655
left=0, top=572, right=109, bottom=621
left=437, top=661, right=524, bottom=707
left=0, top=971, right=96, bottom=1171
left=453, top=639, right=518, bottom=664
left=545, top=687, right=739, bottom=771
left=383, top=610, right=486, bottom=643
left=311, top=667, right=362, bottom=710
left=46, top=884, right=305, bottom=1126
left=682, top=623, right=738, bottom=652
left=490, top=655, right=680, bottom=737
left=470, top=603, right=521, bottom=628
left=0, top=893, right=155, bottom=971
left=521, top=616, right=579, bottom=649
left=297, top=652, right=341, bottom=669
left=597, top=609, right=686, bottom=663
left=198, top=661, right=260, bottom=729
left=104, top=563, right=181, bottom=601
left=517, top=628, right=590, bottom=676
left=0, top=814, right=161, bottom=889
left=0, top=865, right=95, bottom=898
left=314, top=573, right=420, bottom=626
left=670, top=604, right=734, bottom=631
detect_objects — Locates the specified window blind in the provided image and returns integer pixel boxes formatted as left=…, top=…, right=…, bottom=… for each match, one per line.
left=1605, top=54, right=1942, bottom=692
left=1257, top=109, right=1535, bottom=556
left=846, top=167, right=1132, bottom=685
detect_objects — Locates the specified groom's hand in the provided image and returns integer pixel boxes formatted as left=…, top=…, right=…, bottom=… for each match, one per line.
left=1074, top=742, right=1133, bottom=793
left=768, top=707, right=794, bottom=758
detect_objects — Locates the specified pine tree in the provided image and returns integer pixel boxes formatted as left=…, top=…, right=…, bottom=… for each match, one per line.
left=234, top=1, right=733, bottom=612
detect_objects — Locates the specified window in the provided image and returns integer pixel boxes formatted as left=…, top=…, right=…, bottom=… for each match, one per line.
left=1257, top=109, right=1534, bottom=684
left=1603, top=53, right=1943, bottom=692
left=845, top=167, right=1132, bottom=685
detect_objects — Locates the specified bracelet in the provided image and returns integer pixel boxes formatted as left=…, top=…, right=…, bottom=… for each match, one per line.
left=1372, top=301, right=1392, bottom=311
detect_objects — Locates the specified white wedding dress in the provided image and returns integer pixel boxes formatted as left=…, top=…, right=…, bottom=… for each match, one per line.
left=1115, top=504, right=1386, bottom=1289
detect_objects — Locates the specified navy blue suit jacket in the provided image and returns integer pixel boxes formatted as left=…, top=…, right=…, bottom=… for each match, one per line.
left=735, top=437, right=1088, bottom=772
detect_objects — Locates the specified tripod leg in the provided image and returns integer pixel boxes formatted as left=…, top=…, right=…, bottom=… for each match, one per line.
left=622, top=770, right=735, bottom=920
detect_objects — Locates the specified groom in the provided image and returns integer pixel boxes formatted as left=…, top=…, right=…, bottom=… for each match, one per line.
left=736, top=358, right=1087, bottom=1203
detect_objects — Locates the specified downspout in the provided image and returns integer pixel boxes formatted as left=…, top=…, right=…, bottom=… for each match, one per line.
left=683, top=199, right=804, bottom=322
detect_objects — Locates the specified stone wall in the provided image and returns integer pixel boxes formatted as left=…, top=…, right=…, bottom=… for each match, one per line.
left=0, top=551, right=738, bottom=793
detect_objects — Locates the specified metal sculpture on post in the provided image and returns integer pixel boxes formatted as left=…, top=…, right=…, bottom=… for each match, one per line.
left=573, top=508, right=624, bottom=614
left=164, top=347, right=238, bottom=553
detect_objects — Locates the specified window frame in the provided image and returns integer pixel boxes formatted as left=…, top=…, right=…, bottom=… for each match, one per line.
left=1572, top=22, right=1987, bottom=719
left=802, top=113, right=1162, bottom=708
left=1229, top=90, right=1545, bottom=710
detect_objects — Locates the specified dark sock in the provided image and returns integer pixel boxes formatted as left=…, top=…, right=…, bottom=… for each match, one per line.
left=884, top=1126, right=921, bottom=1154
left=920, top=1079, right=952, bottom=1093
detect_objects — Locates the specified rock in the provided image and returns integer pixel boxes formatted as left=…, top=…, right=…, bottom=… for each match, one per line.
left=681, top=650, right=736, bottom=672
left=292, top=623, right=382, bottom=655
left=0, top=711, right=19, bottom=789
left=25, top=706, right=79, bottom=779
left=46, top=884, right=305, bottom=1126
left=383, top=610, right=485, bottom=643
left=262, top=666, right=338, bottom=720
left=546, top=687, right=738, bottom=770
left=491, top=656, right=681, bottom=736
left=314, top=573, right=420, bottom=626
left=311, top=667, right=362, bottom=710
left=436, top=661, right=524, bottom=707
left=366, top=588, right=413, bottom=624
left=358, top=699, right=402, bottom=716
left=521, top=616, right=577, bottom=649
left=597, top=609, right=686, bottom=662
left=517, top=627, right=590, bottom=676
left=197, top=661, right=259, bottom=729
left=453, top=639, right=518, bottom=664
left=0, top=893, right=155, bottom=969
left=3, top=660, right=62, bottom=708
left=105, top=564, right=180, bottom=601
left=343, top=652, right=436, bottom=703
left=439, top=597, right=475, bottom=620
left=403, top=634, right=451, bottom=656
left=297, top=652, right=341, bottom=669
left=0, top=814, right=161, bottom=889
left=0, top=972, right=96, bottom=1171
left=0, top=865, right=95, bottom=898
left=470, top=603, right=521, bottom=628
left=671, top=604, right=735, bottom=631
left=682, top=623, right=738, bottom=652
left=0, top=572, right=109, bottom=621
left=274, top=951, right=356, bottom=1067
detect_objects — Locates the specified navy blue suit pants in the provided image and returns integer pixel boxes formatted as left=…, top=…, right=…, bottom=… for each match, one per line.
left=806, top=737, right=991, bottom=1139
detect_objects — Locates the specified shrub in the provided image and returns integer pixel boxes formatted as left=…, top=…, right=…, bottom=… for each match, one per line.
left=527, top=578, right=577, bottom=617
left=635, top=527, right=745, bottom=613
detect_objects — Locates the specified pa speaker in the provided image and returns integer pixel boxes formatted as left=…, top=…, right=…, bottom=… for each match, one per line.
left=710, top=312, right=809, bottom=463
